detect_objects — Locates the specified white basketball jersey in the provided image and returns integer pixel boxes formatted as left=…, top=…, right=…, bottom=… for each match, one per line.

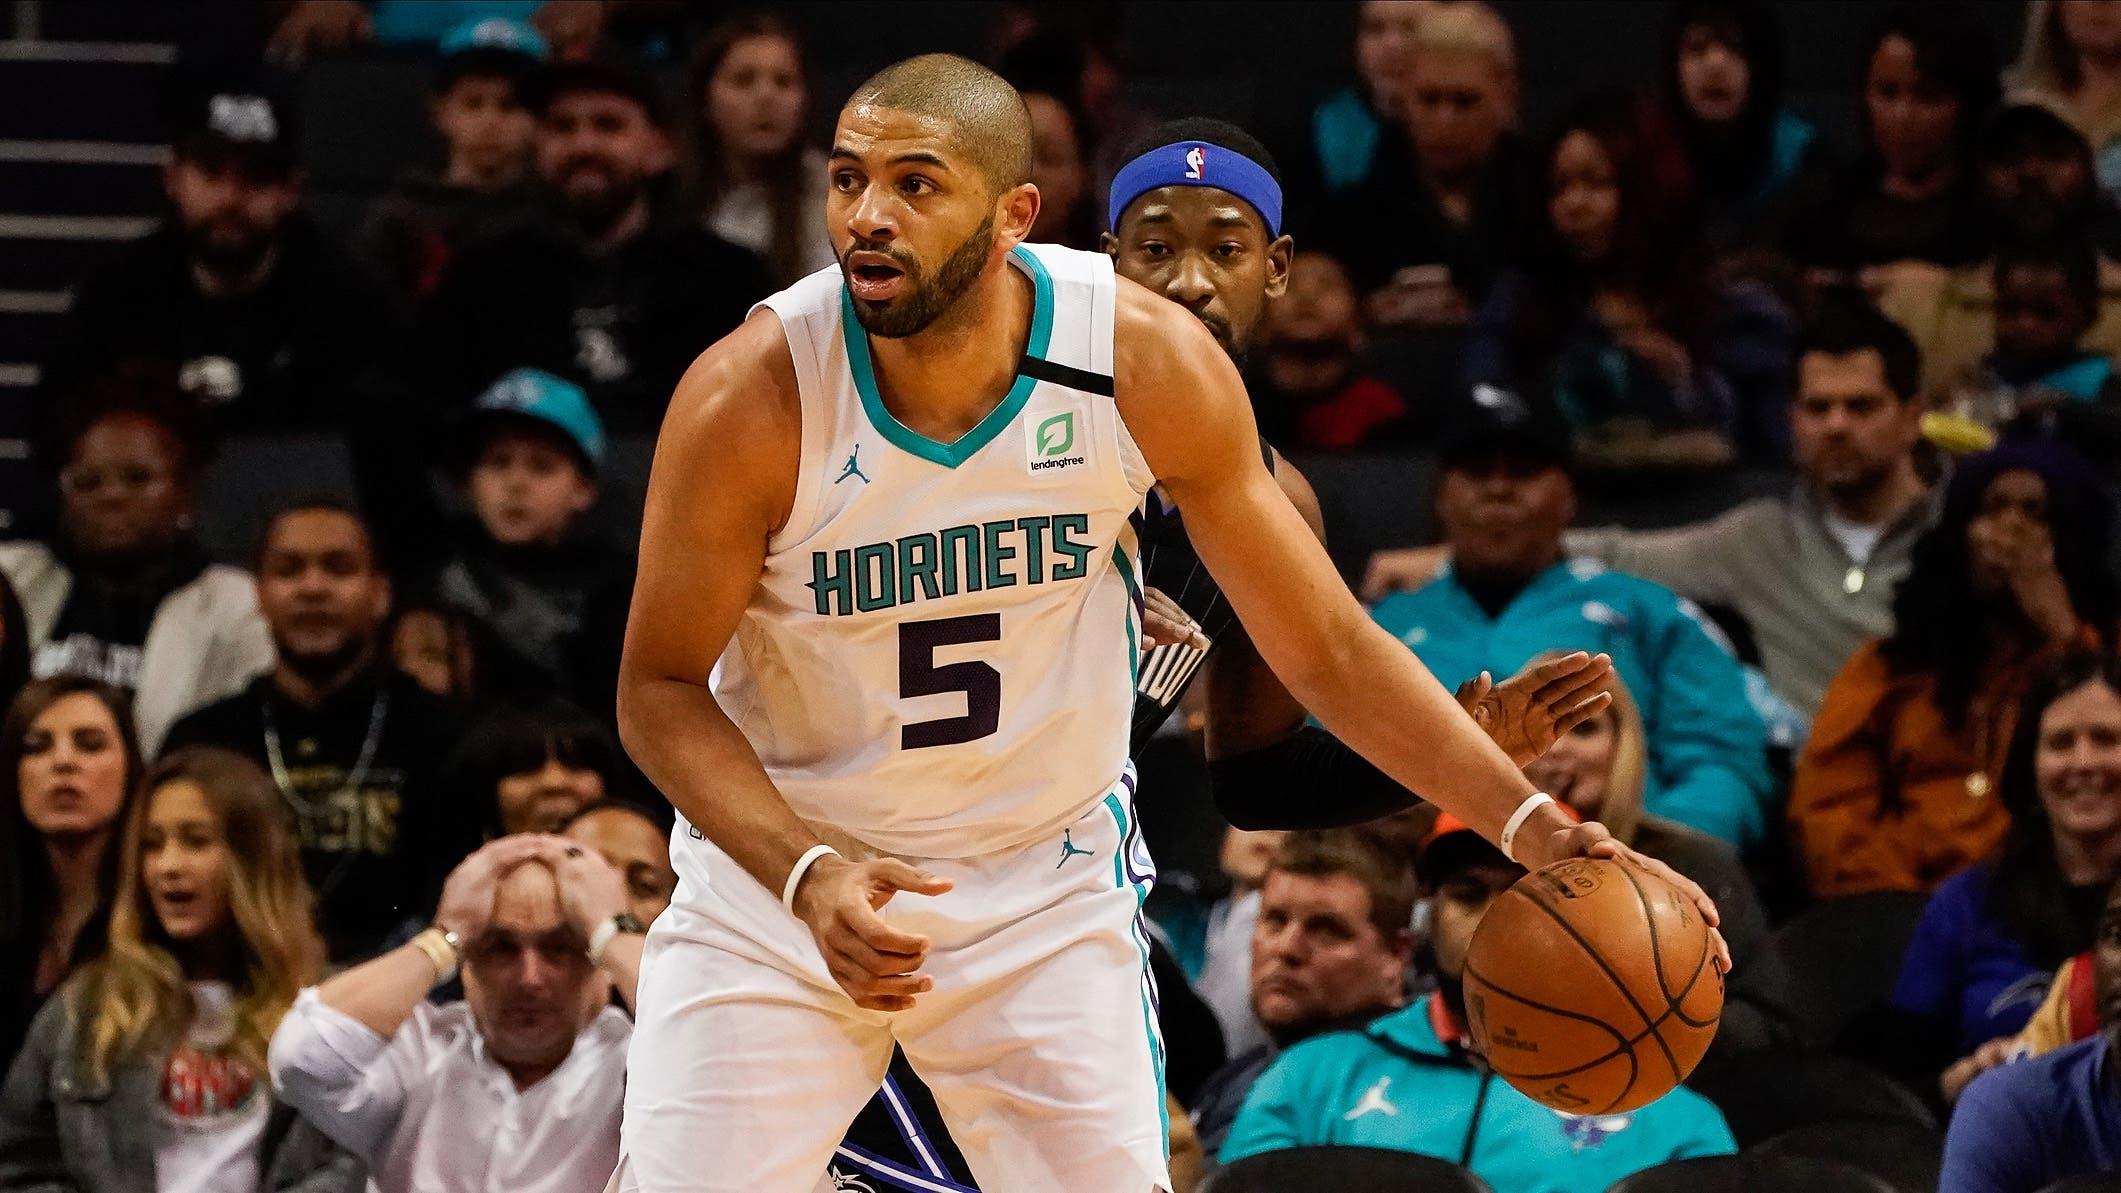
left=689, top=244, right=1154, bottom=863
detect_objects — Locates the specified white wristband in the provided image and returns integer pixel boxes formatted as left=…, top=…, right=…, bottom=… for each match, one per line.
left=1499, top=792, right=1556, bottom=865
left=782, top=844, right=841, bottom=914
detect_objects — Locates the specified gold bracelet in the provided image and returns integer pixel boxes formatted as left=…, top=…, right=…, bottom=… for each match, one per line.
left=409, top=926, right=459, bottom=987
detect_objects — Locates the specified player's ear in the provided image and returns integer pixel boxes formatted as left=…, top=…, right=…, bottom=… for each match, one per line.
left=1265, top=236, right=1295, bottom=299
left=1099, top=230, right=1119, bottom=260
left=996, top=180, right=1040, bottom=249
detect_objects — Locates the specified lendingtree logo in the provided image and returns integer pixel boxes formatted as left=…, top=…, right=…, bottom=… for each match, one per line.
left=1036, top=412, right=1075, bottom=457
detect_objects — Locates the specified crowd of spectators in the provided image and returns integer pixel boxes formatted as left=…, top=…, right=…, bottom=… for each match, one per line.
left=8, top=0, right=2121, bottom=1190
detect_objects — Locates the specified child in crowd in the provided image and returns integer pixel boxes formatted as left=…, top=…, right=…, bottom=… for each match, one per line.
left=352, top=17, right=544, bottom=300
left=433, top=369, right=634, bottom=713
left=1932, top=238, right=2121, bottom=459
left=1248, top=253, right=1420, bottom=450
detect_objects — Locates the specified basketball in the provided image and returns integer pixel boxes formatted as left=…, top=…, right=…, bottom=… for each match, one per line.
left=1461, top=856, right=1722, bottom=1116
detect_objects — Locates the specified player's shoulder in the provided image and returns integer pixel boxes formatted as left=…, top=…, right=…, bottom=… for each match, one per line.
left=663, top=308, right=801, bottom=449
left=1110, top=274, right=1225, bottom=388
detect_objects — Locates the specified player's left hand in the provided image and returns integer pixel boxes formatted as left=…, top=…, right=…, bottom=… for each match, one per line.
left=1521, top=816, right=1733, bottom=975
left=1456, top=652, right=1616, bottom=766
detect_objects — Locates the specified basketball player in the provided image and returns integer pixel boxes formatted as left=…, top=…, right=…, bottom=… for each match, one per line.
left=827, top=116, right=1622, bottom=1192
left=613, top=56, right=1725, bottom=1193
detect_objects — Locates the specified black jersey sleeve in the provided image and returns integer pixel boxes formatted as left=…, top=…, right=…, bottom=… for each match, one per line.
left=1207, top=724, right=1423, bottom=830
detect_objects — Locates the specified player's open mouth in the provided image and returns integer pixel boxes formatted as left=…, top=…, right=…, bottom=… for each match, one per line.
left=846, top=252, right=908, bottom=302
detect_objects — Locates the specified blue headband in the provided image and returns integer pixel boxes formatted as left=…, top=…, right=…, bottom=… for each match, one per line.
left=1107, top=140, right=1283, bottom=236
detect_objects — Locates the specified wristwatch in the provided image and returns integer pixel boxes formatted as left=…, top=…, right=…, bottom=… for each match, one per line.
left=587, top=913, right=647, bottom=965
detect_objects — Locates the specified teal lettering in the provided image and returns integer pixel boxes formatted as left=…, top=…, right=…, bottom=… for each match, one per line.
left=982, top=520, right=1018, bottom=589
left=1051, top=513, right=1092, bottom=579
left=940, top=525, right=982, bottom=597
left=807, top=549, right=854, bottom=615
left=1016, top=515, right=1051, bottom=583
left=853, top=543, right=897, bottom=612
left=898, top=533, right=940, bottom=604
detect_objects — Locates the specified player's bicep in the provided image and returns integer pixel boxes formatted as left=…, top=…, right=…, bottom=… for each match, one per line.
left=622, top=320, right=799, bottom=686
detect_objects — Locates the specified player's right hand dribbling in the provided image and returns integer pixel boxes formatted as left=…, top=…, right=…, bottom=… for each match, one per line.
left=790, top=855, right=954, bottom=1012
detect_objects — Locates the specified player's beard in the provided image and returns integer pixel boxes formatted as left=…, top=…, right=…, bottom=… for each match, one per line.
left=844, top=215, right=995, bottom=339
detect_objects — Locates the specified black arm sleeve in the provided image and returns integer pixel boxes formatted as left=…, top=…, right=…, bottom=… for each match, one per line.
left=1206, top=724, right=1422, bottom=830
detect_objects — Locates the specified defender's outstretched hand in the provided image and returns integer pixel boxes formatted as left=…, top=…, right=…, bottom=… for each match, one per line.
left=1456, top=652, right=1617, bottom=766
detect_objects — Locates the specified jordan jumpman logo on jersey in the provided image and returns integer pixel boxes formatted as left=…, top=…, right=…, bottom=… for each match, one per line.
left=835, top=444, right=870, bottom=485
left=1056, top=830, right=1093, bottom=868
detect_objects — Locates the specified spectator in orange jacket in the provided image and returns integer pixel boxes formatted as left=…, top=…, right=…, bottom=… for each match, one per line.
left=1790, top=439, right=2119, bottom=898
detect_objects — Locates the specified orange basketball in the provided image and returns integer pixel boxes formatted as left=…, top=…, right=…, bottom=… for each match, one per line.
left=1461, top=856, right=1722, bottom=1115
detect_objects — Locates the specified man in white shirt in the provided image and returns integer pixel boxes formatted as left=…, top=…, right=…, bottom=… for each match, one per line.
left=268, top=833, right=647, bottom=1193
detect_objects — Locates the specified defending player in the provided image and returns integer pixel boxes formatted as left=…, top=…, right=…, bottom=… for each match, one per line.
left=614, top=56, right=1724, bottom=1193
left=827, top=117, right=1620, bottom=1192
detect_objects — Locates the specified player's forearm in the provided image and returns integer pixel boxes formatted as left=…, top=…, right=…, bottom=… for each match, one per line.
left=616, top=673, right=824, bottom=895
left=1278, top=614, right=1554, bottom=846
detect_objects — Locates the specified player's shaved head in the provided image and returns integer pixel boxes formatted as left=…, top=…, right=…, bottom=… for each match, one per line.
left=845, top=53, right=1034, bottom=192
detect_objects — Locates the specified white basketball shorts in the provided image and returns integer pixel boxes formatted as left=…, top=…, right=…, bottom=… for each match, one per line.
left=614, top=766, right=1168, bottom=1193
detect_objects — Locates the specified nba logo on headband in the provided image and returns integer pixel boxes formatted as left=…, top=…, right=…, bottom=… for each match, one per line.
left=1185, top=146, right=1206, bottom=180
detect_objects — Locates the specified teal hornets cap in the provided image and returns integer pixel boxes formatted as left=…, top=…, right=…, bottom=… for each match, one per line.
left=439, top=16, right=550, bottom=61
left=470, top=369, right=606, bottom=474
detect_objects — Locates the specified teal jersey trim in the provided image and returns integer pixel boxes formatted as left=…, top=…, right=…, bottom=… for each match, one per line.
left=1102, top=791, right=1170, bottom=1154
left=1112, top=542, right=1141, bottom=688
left=839, top=244, right=1056, bottom=468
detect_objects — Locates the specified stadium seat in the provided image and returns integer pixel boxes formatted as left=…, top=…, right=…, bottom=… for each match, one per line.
left=1771, top=892, right=1930, bottom=1049
left=1754, top=1120, right=1944, bottom=1193
left=1606, top=1153, right=1902, bottom=1193
left=1684, top=1051, right=1936, bottom=1148
left=1202, top=1147, right=1493, bottom=1193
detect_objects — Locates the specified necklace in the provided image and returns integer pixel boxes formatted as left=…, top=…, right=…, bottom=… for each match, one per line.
left=262, top=686, right=389, bottom=818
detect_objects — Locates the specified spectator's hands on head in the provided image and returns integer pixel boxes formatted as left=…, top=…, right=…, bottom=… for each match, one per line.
left=434, top=834, right=554, bottom=939
left=1456, top=651, right=1616, bottom=768
left=266, top=0, right=373, bottom=68
left=533, top=836, right=630, bottom=939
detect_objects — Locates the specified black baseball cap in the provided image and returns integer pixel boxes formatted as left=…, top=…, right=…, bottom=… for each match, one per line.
left=1437, top=411, right=1574, bottom=478
left=169, top=87, right=298, bottom=179
left=528, top=57, right=665, bottom=124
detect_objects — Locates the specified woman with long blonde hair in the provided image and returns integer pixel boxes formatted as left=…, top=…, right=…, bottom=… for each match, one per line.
left=0, top=746, right=354, bottom=1190
left=1519, top=654, right=1796, bottom=1053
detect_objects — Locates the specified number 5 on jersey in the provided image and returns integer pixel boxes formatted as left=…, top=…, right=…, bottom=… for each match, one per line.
left=898, top=614, right=1001, bottom=748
